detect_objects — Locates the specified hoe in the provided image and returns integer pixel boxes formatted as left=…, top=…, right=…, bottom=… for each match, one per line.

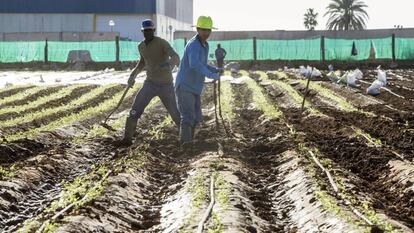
left=100, top=85, right=131, bottom=131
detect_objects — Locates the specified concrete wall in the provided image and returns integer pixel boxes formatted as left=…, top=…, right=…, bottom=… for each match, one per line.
left=0, top=1, right=194, bottom=42
left=95, top=14, right=153, bottom=41
left=176, top=0, right=193, bottom=24
left=155, top=14, right=192, bottom=42
left=0, top=32, right=119, bottom=41
left=157, top=0, right=193, bottom=24
left=94, top=13, right=193, bottom=41
left=0, top=14, right=94, bottom=33
left=0, top=13, right=192, bottom=42
left=175, top=28, right=414, bottom=40
left=0, top=0, right=156, bottom=14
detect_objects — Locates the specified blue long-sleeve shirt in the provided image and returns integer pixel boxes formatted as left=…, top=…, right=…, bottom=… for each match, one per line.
left=175, top=35, right=219, bottom=95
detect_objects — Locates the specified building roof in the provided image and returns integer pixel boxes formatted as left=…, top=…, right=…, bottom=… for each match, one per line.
left=0, top=0, right=156, bottom=14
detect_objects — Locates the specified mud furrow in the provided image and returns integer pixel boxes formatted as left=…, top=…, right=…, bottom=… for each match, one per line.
left=256, top=77, right=414, bottom=228
left=223, top=83, right=363, bottom=232
left=301, top=83, right=413, bottom=161
left=230, top=84, right=295, bottom=231
left=0, top=85, right=124, bottom=137
left=0, top=85, right=35, bottom=99
left=273, top=76, right=413, bottom=161
left=321, top=108, right=414, bottom=160
left=0, top=85, right=66, bottom=108
left=291, top=113, right=414, bottom=227
left=0, top=138, right=47, bottom=164
left=318, top=81, right=414, bottom=126
left=360, top=82, right=414, bottom=113
left=0, top=102, right=164, bottom=232
left=0, top=85, right=98, bottom=122
left=28, top=110, right=185, bottom=232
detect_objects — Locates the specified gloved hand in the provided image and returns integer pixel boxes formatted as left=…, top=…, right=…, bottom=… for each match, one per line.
left=127, top=74, right=136, bottom=87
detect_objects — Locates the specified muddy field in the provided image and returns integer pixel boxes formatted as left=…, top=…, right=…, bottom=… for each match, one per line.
left=0, top=68, right=413, bottom=233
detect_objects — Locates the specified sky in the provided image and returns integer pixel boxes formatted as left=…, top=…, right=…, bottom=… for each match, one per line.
left=193, top=0, right=413, bottom=31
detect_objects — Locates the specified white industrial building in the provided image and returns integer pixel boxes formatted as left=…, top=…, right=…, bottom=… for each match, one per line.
left=0, top=0, right=193, bottom=41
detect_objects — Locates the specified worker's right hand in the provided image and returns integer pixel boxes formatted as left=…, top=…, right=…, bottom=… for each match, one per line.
left=127, top=74, right=136, bottom=87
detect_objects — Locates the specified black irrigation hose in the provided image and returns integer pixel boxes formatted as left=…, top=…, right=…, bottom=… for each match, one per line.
left=308, top=151, right=376, bottom=227
left=197, top=174, right=215, bottom=233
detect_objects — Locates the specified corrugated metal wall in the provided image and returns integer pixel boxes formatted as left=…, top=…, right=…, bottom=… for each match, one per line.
left=95, top=14, right=153, bottom=41
left=0, top=14, right=94, bottom=33
left=0, top=0, right=156, bottom=14
left=0, top=0, right=193, bottom=41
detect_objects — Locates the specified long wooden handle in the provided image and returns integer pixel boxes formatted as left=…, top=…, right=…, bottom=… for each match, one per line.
left=301, top=75, right=311, bottom=112
left=103, top=86, right=130, bottom=123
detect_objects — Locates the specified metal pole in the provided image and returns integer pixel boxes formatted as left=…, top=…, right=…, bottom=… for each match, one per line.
left=253, top=37, right=257, bottom=61
left=115, top=35, right=120, bottom=62
left=321, top=36, right=325, bottom=63
left=392, top=33, right=396, bottom=62
left=44, top=38, right=48, bottom=63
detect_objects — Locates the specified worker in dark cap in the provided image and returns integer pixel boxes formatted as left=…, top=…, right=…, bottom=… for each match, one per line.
left=115, top=19, right=180, bottom=147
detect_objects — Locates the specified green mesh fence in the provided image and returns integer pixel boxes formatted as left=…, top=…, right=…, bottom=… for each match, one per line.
left=257, top=38, right=321, bottom=60
left=119, top=41, right=140, bottom=61
left=171, top=39, right=254, bottom=61
left=396, top=38, right=414, bottom=60
left=1, top=37, right=414, bottom=63
left=0, top=41, right=45, bottom=63
left=372, top=38, right=393, bottom=59
left=172, top=39, right=186, bottom=59
left=207, top=39, right=254, bottom=60
left=325, top=38, right=392, bottom=61
left=48, top=41, right=116, bottom=62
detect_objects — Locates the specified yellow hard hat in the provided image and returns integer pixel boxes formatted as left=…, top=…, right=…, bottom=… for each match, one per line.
left=193, top=16, right=217, bottom=30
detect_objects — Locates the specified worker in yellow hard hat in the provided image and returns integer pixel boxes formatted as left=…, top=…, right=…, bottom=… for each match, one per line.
left=174, top=16, right=222, bottom=145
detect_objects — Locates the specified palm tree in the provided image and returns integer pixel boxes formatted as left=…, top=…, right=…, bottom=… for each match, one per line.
left=304, top=8, right=319, bottom=31
left=325, top=0, right=369, bottom=30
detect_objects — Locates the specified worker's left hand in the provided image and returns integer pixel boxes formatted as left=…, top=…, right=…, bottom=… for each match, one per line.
left=218, top=68, right=224, bottom=75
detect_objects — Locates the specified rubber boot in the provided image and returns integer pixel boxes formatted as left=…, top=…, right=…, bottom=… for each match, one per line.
left=180, top=124, right=192, bottom=145
left=191, top=127, right=195, bottom=140
left=115, top=116, right=138, bottom=147
left=191, top=125, right=199, bottom=140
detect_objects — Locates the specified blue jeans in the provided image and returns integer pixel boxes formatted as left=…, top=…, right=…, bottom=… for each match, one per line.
left=130, top=81, right=180, bottom=126
left=175, top=88, right=202, bottom=127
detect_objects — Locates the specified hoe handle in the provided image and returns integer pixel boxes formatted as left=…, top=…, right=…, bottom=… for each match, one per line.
left=301, top=73, right=311, bottom=112
left=104, top=86, right=130, bottom=123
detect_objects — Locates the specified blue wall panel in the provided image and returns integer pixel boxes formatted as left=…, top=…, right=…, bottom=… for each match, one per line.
left=0, top=0, right=156, bottom=14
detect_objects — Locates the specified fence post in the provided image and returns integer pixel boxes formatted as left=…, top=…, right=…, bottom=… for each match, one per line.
left=253, top=37, right=257, bottom=61
left=115, top=36, right=120, bottom=62
left=44, top=38, right=48, bottom=63
left=392, top=33, right=396, bottom=62
left=321, top=36, right=325, bottom=63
